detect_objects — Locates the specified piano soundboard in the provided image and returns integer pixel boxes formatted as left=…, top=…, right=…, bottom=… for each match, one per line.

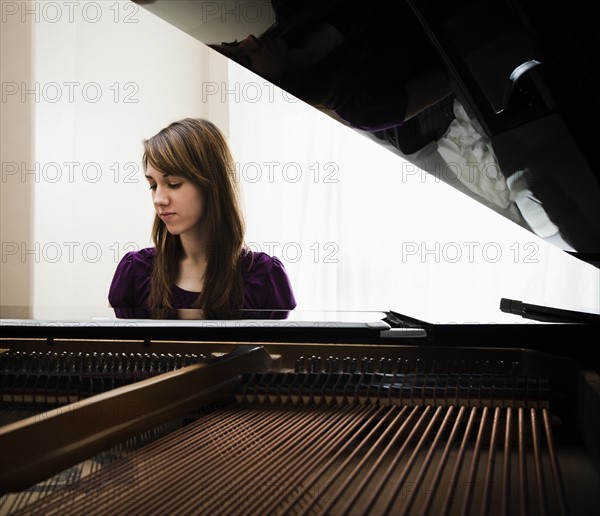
left=1, top=326, right=599, bottom=515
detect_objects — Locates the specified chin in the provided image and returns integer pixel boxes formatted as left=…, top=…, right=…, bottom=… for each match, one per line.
left=165, top=226, right=183, bottom=236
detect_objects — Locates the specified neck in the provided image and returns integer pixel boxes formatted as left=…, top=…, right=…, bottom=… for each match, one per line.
left=179, top=230, right=208, bottom=264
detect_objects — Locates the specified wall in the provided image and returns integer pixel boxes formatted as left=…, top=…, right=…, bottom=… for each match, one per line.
left=1, top=0, right=34, bottom=315
left=1, top=0, right=228, bottom=313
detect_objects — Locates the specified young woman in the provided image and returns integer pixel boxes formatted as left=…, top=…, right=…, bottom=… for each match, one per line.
left=209, top=0, right=453, bottom=132
left=108, top=118, right=296, bottom=319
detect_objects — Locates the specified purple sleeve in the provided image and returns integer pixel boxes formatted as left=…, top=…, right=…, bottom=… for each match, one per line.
left=242, top=252, right=297, bottom=312
left=262, top=256, right=297, bottom=310
left=108, top=249, right=153, bottom=318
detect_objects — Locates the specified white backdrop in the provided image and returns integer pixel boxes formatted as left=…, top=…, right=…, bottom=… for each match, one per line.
left=1, top=1, right=226, bottom=313
left=227, top=62, right=600, bottom=323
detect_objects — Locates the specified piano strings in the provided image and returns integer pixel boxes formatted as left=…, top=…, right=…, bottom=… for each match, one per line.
left=1, top=350, right=569, bottom=516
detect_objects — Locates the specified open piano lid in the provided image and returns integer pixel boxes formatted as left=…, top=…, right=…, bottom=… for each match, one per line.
left=4, top=0, right=599, bottom=362
left=134, top=0, right=600, bottom=268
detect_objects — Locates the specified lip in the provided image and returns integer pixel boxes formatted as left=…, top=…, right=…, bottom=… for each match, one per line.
left=159, top=212, right=176, bottom=219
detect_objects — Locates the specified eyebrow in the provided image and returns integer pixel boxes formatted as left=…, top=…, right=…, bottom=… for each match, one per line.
left=144, top=173, right=172, bottom=179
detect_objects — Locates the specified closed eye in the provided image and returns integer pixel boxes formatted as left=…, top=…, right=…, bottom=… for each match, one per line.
left=148, top=182, right=182, bottom=190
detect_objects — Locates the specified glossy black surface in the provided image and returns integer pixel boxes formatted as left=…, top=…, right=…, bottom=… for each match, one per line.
left=136, top=0, right=600, bottom=265
left=407, top=0, right=600, bottom=263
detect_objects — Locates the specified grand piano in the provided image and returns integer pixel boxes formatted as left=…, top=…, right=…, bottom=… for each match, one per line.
left=1, top=1, right=600, bottom=515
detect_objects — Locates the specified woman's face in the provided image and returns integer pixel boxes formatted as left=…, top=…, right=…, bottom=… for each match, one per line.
left=145, top=163, right=205, bottom=236
left=218, top=35, right=288, bottom=81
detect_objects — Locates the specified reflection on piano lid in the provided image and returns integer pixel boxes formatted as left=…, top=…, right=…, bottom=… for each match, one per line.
left=406, top=0, right=600, bottom=263
left=135, top=0, right=600, bottom=266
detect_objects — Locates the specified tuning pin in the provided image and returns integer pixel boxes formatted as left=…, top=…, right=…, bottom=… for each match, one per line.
left=121, top=354, right=127, bottom=374
left=326, top=356, right=340, bottom=373
left=141, top=353, right=149, bottom=371
left=127, top=353, right=135, bottom=372
left=67, top=352, right=75, bottom=373
left=174, top=353, right=183, bottom=369
left=133, top=353, right=141, bottom=373
left=89, top=352, right=97, bottom=373
left=308, top=356, right=321, bottom=373
left=360, top=357, right=367, bottom=373
left=29, top=352, right=38, bottom=373
left=150, top=353, right=159, bottom=373
left=57, top=352, right=65, bottom=372
left=157, top=353, right=164, bottom=370
left=341, top=357, right=349, bottom=373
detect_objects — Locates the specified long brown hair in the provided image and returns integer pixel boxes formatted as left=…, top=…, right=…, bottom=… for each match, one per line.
left=143, top=118, right=246, bottom=319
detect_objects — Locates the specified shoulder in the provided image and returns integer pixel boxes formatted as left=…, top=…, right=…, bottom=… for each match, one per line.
left=112, top=247, right=155, bottom=287
left=111, top=247, right=155, bottom=282
left=241, top=250, right=290, bottom=283
left=241, top=250, right=297, bottom=310
left=108, top=247, right=155, bottom=314
left=242, top=249, right=279, bottom=272
left=120, top=247, right=156, bottom=270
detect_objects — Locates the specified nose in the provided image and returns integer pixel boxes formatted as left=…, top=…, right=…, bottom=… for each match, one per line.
left=153, top=184, right=169, bottom=207
left=240, top=35, right=260, bottom=51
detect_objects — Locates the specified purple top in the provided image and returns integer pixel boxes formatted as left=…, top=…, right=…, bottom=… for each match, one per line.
left=108, top=248, right=296, bottom=319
